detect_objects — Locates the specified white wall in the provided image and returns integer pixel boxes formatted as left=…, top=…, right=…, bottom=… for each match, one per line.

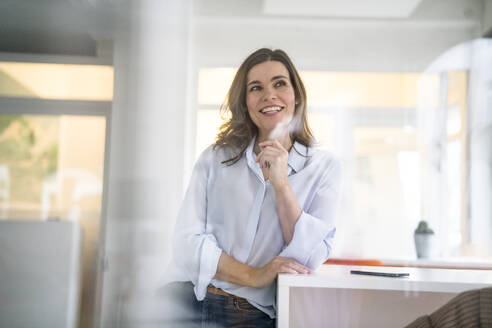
left=483, top=0, right=492, bottom=34
left=193, top=17, right=479, bottom=72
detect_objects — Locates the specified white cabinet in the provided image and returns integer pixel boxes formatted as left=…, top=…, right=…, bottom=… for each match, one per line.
left=0, top=221, right=82, bottom=328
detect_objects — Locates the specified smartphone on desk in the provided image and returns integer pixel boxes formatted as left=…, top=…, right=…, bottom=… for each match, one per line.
left=350, top=270, right=409, bottom=278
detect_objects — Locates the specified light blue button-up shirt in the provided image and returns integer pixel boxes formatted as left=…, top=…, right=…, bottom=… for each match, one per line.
left=165, top=138, right=341, bottom=318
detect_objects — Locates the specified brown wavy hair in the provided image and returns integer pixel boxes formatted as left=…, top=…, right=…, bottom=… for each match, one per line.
left=214, top=48, right=314, bottom=165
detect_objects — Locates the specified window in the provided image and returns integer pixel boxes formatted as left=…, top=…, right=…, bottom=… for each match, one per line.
left=195, top=67, right=479, bottom=260
left=0, top=61, right=112, bottom=328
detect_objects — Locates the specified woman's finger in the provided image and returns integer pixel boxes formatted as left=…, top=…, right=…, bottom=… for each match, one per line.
left=256, top=151, right=267, bottom=168
left=255, top=150, right=263, bottom=163
left=258, top=147, right=281, bottom=160
left=273, top=139, right=286, bottom=151
left=278, top=266, right=298, bottom=274
left=258, top=156, right=273, bottom=169
left=258, top=140, right=275, bottom=148
left=281, top=265, right=306, bottom=275
left=286, top=260, right=313, bottom=274
left=256, top=148, right=282, bottom=168
left=259, top=139, right=288, bottom=152
left=261, top=153, right=283, bottom=167
left=285, top=262, right=307, bottom=274
left=256, top=146, right=278, bottom=161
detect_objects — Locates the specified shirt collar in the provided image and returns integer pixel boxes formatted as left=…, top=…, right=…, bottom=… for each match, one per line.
left=245, top=136, right=308, bottom=174
left=245, top=136, right=256, bottom=167
left=288, top=141, right=308, bottom=173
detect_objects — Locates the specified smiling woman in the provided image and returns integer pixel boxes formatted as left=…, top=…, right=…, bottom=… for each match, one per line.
left=215, top=48, right=313, bottom=166
left=160, top=48, right=342, bottom=327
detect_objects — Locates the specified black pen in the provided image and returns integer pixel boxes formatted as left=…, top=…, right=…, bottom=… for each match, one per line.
left=350, top=270, right=410, bottom=278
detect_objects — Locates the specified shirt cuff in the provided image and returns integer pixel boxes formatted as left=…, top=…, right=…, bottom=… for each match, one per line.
left=279, top=211, right=334, bottom=266
left=194, top=235, right=222, bottom=300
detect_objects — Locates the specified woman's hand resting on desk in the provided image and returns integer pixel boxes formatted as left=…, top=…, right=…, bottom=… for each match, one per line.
left=248, top=256, right=313, bottom=288
left=215, top=253, right=312, bottom=289
left=256, top=140, right=289, bottom=190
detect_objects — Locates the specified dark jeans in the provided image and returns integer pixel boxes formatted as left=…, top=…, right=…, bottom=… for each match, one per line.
left=158, top=281, right=275, bottom=328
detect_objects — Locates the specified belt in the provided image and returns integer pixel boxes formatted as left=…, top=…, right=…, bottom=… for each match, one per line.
left=207, top=285, right=234, bottom=297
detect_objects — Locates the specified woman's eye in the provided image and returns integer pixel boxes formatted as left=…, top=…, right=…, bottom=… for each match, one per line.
left=275, top=80, right=287, bottom=87
left=249, top=85, right=261, bottom=92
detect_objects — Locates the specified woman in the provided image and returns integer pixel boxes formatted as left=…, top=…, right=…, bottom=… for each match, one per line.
left=161, top=48, right=342, bottom=327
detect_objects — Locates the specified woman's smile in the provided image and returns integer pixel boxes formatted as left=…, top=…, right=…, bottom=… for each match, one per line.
left=259, top=105, right=284, bottom=116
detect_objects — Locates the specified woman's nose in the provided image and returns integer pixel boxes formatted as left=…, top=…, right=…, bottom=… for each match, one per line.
left=262, top=87, right=277, bottom=101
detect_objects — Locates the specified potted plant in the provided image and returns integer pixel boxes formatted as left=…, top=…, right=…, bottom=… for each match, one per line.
left=414, top=221, right=436, bottom=259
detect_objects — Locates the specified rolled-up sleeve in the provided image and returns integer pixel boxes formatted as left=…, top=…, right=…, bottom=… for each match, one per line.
left=279, top=158, right=342, bottom=269
left=172, top=148, right=223, bottom=300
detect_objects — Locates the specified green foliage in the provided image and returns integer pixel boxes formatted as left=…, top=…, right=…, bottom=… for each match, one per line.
left=17, top=117, right=36, bottom=147
left=0, top=117, right=36, bottom=161
left=0, top=139, right=31, bottom=161
left=0, top=115, right=59, bottom=203
left=0, top=115, right=19, bottom=134
left=9, top=165, right=43, bottom=202
left=41, top=144, right=58, bottom=176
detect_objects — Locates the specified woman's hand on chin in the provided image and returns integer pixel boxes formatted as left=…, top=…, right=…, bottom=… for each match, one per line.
left=247, top=256, right=312, bottom=289
left=256, top=139, right=289, bottom=190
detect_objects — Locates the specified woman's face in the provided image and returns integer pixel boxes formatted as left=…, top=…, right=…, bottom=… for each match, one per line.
left=245, top=60, right=296, bottom=139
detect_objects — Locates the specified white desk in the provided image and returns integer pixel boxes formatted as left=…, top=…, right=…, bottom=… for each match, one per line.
left=277, top=265, right=492, bottom=328
left=382, top=257, right=492, bottom=270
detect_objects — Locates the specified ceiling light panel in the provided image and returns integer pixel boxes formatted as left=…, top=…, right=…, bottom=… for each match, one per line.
left=262, top=0, right=423, bottom=18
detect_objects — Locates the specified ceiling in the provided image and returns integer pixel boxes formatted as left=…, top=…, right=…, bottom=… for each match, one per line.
left=0, top=0, right=117, bottom=56
left=0, top=0, right=485, bottom=57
